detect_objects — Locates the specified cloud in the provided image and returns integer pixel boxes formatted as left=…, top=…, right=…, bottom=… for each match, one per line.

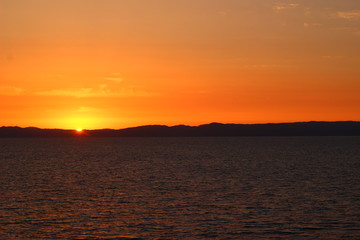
left=303, top=22, right=323, bottom=28
left=337, top=10, right=360, bottom=20
left=0, top=86, right=24, bottom=96
left=36, top=85, right=154, bottom=98
left=104, top=77, right=124, bottom=82
left=273, top=3, right=299, bottom=11
left=37, top=88, right=95, bottom=98
left=104, top=73, right=124, bottom=83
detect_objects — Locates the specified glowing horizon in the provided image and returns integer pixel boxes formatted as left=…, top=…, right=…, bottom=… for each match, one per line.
left=1, top=0, right=359, bottom=129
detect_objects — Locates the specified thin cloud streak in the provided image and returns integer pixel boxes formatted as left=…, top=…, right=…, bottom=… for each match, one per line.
left=36, top=86, right=155, bottom=98
left=0, top=86, right=24, bottom=96
left=273, top=3, right=299, bottom=11
left=303, top=22, right=323, bottom=28
left=104, top=77, right=124, bottom=83
left=337, top=10, right=360, bottom=20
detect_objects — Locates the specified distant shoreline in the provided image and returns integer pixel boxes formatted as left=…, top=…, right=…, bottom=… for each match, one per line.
left=1, top=121, right=360, bottom=137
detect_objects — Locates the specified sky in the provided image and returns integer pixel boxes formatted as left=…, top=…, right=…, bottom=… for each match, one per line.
left=1, top=0, right=359, bottom=129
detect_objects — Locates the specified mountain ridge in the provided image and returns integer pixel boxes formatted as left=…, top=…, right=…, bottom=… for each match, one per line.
left=1, top=121, right=360, bottom=137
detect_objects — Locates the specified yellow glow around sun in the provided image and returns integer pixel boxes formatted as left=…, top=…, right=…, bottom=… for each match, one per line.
left=55, top=116, right=102, bottom=130
left=76, top=128, right=83, bottom=132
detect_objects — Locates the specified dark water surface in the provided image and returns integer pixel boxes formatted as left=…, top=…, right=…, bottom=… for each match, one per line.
left=0, top=137, right=359, bottom=239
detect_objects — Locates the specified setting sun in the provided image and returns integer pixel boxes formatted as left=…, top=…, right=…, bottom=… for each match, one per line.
left=76, top=128, right=83, bottom=133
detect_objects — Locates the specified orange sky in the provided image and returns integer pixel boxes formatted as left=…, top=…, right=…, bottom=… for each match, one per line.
left=1, top=0, right=359, bottom=129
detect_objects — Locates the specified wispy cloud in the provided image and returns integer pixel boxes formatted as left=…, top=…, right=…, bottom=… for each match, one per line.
left=337, top=10, right=360, bottom=20
left=0, top=86, right=24, bottom=96
left=273, top=3, right=299, bottom=12
left=37, top=88, right=95, bottom=98
left=104, top=73, right=124, bottom=83
left=36, top=85, right=154, bottom=98
left=104, top=77, right=124, bottom=82
left=303, top=22, right=323, bottom=28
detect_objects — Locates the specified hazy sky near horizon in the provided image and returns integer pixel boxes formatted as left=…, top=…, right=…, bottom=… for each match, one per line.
left=1, top=0, right=359, bottom=129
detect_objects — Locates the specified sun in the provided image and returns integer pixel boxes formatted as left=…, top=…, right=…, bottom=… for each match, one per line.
left=76, top=128, right=83, bottom=133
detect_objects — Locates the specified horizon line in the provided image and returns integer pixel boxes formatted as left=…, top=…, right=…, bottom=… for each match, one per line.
left=1, top=120, right=359, bottom=131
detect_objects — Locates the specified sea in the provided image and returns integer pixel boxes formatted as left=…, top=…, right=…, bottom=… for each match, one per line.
left=0, top=137, right=359, bottom=239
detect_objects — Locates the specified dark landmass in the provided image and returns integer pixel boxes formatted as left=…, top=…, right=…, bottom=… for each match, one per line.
left=1, top=121, right=360, bottom=137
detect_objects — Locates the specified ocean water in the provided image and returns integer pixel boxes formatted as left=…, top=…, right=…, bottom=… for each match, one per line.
left=0, top=137, right=359, bottom=239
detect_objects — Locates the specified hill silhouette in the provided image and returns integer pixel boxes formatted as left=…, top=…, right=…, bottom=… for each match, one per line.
left=1, top=121, right=360, bottom=137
